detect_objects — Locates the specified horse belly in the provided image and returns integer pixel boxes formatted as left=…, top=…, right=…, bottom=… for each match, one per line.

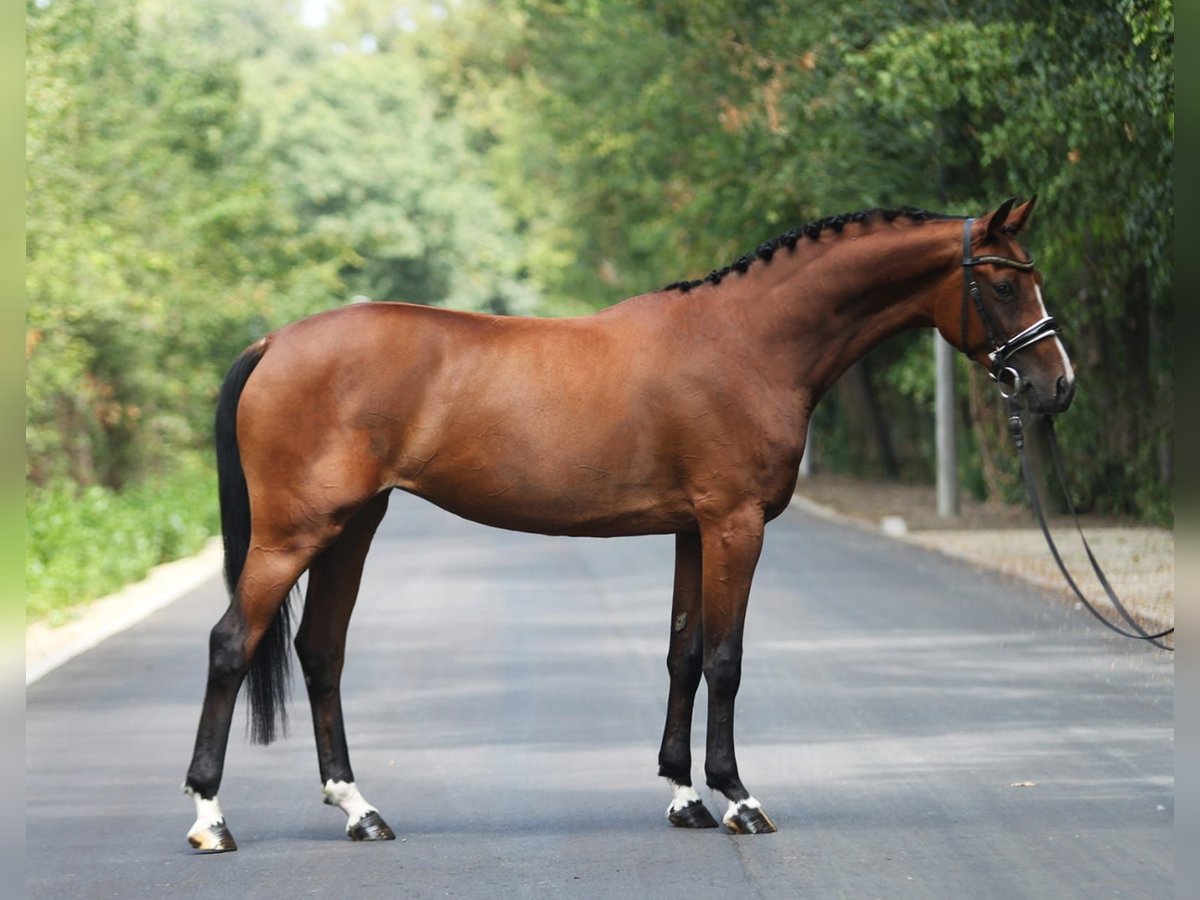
left=392, top=420, right=693, bottom=537
left=413, top=484, right=692, bottom=537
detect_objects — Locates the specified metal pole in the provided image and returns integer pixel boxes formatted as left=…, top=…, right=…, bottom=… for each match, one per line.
left=935, top=333, right=960, bottom=517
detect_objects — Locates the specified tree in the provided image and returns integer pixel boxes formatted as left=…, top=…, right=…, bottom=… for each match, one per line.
left=244, top=45, right=537, bottom=313
left=26, top=0, right=335, bottom=486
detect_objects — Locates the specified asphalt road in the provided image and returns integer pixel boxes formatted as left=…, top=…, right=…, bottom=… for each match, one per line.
left=26, top=497, right=1173, bottom=898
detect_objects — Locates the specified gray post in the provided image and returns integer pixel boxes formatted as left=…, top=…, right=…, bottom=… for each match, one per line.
left=935, top=333, right=960, bottom=517
left=798, top=431, right=813, bottom=478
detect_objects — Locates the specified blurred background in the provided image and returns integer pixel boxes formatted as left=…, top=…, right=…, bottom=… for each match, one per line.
left=24, top=0, right=1173, bottom=623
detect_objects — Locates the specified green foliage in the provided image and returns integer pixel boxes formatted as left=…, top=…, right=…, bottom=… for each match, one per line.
left=25, top=0, right=336, bottom=489
left=26, top=458, right=218, bottom=622
left=244, top=47, right=537, bottom=313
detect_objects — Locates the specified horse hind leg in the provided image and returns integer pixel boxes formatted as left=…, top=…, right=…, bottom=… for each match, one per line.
left=183, top=465, right=379, bottom=851
left=183, top=536, right=322, bottom=851
left=658, top=532, right=719, bottom=829
left=294, top=491, right=395, bottom=842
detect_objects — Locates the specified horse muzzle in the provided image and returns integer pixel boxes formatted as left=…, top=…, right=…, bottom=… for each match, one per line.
left=1001, top=367, right=1075, bottom=414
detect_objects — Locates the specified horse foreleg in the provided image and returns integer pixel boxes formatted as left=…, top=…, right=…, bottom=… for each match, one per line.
left=183, top=541, right=319, bottom=852
left=294, top=491, right=394, bottom=842
left=658, top=532, right=718, bottom=828
left=699, top=508, right=776, bottom=835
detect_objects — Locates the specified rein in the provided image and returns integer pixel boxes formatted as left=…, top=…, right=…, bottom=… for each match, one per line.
left=1006, top=404, right=1174, bottom=650
left=957, top=218, right=1173, bottom=650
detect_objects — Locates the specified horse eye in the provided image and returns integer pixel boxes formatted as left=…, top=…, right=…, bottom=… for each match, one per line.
left=994, top=282, right=1015, bottom=299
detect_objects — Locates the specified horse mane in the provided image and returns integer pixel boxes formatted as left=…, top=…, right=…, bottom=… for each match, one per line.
left=663, top=206, right=957, bottom=292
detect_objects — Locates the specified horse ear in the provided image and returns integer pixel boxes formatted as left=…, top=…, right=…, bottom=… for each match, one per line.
left=999, top=194, right=1038, bottom=236
left=984, top=197, right=1018, bottom=240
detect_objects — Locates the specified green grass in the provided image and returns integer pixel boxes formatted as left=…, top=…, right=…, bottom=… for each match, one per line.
left=26, top=458, right=220, bottom=624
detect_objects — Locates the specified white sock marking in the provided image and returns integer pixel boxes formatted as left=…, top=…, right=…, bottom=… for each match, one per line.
left=323, top=779, right=377, bottom=830
left=666, top=781, right=702, bottom=815
left=190, top=794, right=225, bottom=829
left=183, top=789, right=229, bottom=849
left=722, top=796, right=762, bottom=825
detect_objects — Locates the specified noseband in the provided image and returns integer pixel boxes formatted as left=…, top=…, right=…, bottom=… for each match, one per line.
left=960, top=217, right=1059, bottom=397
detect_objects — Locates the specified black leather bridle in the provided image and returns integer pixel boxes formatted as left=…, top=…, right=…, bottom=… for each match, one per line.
left=960, top=217, right=1059, bottom=397
left=957, top=217, right=1173, bottom=649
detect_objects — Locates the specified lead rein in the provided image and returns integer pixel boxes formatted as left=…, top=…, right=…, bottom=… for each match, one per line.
left=1007, top=398, right=1173, bottom=650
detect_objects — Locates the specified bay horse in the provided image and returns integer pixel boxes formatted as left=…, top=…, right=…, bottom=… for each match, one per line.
left=184, top=197, right=1075, bottom=851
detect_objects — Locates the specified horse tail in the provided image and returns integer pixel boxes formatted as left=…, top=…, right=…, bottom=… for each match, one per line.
left=214, top=340, right=293, bottom=746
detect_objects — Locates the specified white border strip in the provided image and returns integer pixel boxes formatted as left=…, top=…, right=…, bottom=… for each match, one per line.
left=26, top=537, right=224, bottom=686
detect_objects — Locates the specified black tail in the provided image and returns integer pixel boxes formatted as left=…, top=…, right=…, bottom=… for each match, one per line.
left=215, top=342, right=294, bottom=746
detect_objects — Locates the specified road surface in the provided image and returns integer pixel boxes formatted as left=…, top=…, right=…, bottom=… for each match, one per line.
left=26, top=497, right=1173, bottom=897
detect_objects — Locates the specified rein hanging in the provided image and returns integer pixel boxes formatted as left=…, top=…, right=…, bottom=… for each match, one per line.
left=1005, top=403, right=1174, bottom=650
left=957, top=222, right=1173, bottom=650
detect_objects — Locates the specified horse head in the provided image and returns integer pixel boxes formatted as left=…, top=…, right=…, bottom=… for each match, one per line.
left=938, top=196, right=1076, bottom=414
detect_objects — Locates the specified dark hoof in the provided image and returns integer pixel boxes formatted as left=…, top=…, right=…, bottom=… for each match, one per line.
left=187, top=821, right=238, bottom=852
left=348, top=810, right=396, bottom=842
left=724, top=802, right=777, bottom=835
left=668, top=799, right=720, bottom=829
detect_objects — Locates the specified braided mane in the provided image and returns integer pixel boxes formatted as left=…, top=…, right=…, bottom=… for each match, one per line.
left=663, top=206, right=956, bottom=292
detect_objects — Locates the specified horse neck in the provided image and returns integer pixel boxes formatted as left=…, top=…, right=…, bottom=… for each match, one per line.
left=700, top=220, right=960, bottom=398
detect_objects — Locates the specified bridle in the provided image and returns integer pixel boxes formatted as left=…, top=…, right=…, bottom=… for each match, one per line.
left=959, top=217, right=1059, bottom=397
left=958, top=217, right=1173, bottom=649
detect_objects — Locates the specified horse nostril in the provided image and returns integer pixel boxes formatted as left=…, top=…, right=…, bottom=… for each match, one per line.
left=1056, top=375, right=1076, bottom=407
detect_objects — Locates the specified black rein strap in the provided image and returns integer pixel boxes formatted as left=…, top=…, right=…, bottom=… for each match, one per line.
left=1007, top=400, right=1174, bottom=650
